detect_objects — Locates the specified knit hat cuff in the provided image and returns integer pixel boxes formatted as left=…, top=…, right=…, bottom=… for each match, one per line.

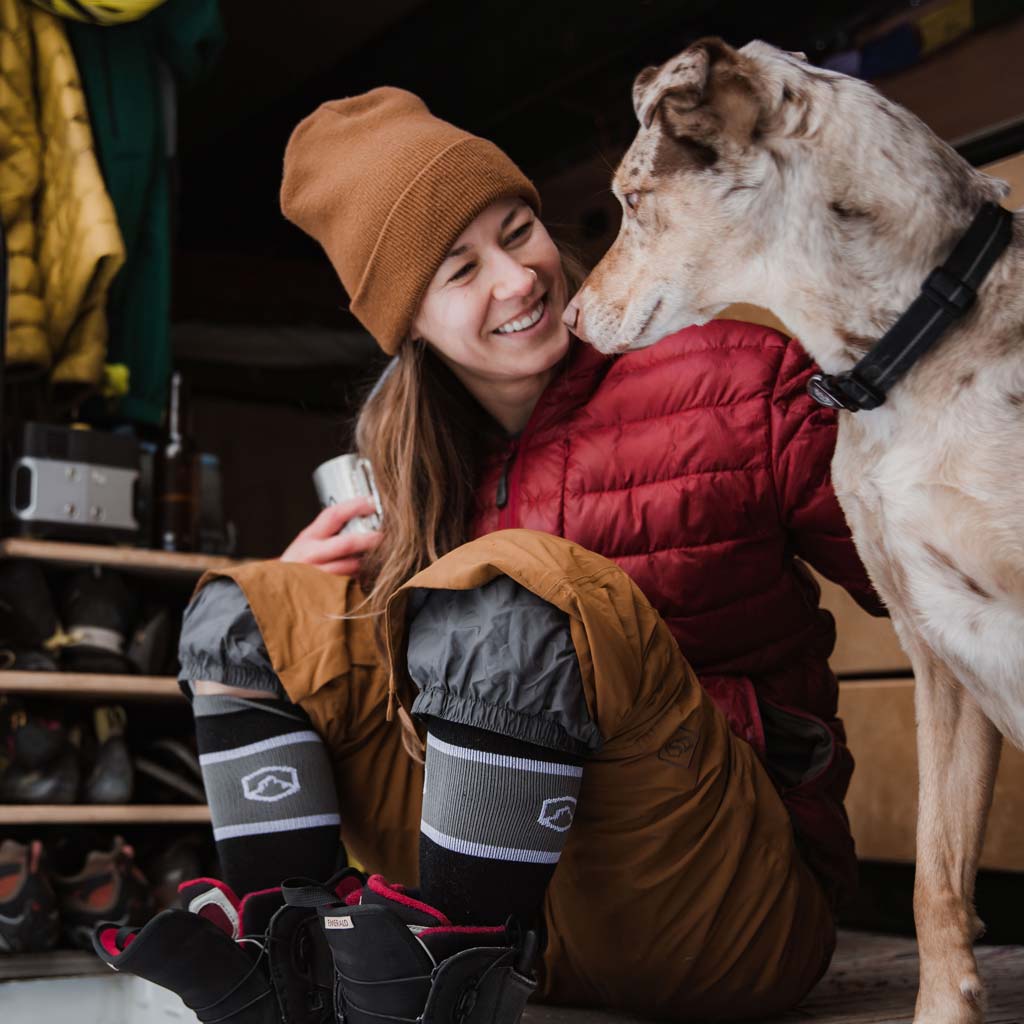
left=351, top=136, right=540, bottom=354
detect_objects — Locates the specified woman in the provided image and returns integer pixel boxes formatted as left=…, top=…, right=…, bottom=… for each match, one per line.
left=97, top=88, right=883, bottom=1023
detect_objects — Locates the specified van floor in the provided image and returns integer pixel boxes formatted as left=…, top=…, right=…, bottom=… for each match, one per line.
left=524, top=930, right=1024, bottom=1023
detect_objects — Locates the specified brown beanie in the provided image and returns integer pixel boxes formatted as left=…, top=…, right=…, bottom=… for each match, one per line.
left=280, top=88, right=541, bottom=355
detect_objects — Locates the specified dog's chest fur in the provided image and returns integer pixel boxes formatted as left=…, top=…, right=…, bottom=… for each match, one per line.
left=831, top=330, right=1024, bottom=746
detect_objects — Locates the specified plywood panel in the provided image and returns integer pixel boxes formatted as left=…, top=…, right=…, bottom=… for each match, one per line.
left=839, top=679, right=1024, bottom=871
left=815, top=571, right=911, bottom=677
left=986, top=151, right=1024, bottom=207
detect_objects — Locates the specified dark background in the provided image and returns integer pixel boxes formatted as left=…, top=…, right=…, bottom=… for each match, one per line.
left=168, top=1, right=1024, bottom=559
left=172, top=0, right=1024, bottom=330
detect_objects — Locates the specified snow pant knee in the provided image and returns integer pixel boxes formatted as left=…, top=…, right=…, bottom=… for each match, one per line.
left=405, top=575, right=601, bottom=758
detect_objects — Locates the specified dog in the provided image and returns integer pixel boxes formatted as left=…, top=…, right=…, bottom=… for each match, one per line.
left=564, top=37, right=1023, bottom=1024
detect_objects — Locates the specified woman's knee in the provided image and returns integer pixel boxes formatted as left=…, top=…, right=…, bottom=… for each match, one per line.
left=179, top=577, right=286, bottom=700
left=405, top=575, right=601, bottom=757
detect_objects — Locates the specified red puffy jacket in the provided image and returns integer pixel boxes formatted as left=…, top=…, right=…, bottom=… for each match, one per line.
left=471, top=320, right=885, bottom=905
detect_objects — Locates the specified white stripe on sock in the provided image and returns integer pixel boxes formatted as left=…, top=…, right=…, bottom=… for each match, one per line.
left=420, top=821, right=562, bottom=864
left=426, top=733, right=583, bottom=777
left=213, top=812, right=341, bottom=841
left=199, top=730, right=323, bottom=766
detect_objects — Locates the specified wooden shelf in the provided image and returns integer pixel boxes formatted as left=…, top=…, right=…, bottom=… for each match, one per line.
left=0, top=536, right=246, bottom=578
left=0, top=804, right=210, bottom=825
left=0, top=671, right=184, bottom=700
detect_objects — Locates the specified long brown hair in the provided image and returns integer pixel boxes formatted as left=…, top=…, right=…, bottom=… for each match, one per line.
left=355, top=245, right=587, bottom=651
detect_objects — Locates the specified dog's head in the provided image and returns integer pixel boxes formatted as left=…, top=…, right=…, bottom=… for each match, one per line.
left=566, top=37, right=1009, bottom=358
left=566, top=37, right=785, bottom=353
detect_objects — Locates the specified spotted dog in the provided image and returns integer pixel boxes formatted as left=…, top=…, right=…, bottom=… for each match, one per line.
left=565, top=37, right=1024, bottom=1024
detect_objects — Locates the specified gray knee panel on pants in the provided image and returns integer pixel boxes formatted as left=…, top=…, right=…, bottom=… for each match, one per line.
left=406, top=576, right=601, bottom=757
left=178, top=578, right=284, bottom=697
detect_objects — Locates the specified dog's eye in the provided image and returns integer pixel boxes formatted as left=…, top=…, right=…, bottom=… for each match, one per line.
left=624, top=192, right=641, bottom=212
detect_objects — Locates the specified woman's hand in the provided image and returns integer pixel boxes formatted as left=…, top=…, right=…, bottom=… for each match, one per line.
left=280, top=497, right=382, bottom=576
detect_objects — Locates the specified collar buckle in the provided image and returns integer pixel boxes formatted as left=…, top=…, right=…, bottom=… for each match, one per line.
left=807, top=373, right=859, bottom=411
left=807, top=371, right=886, bottom=412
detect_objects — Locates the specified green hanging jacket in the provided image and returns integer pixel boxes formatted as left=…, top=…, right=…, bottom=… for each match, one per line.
left=68, top=0, right=223, bottom=425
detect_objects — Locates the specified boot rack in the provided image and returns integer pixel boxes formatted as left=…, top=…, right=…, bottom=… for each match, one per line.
left=0, top=537, right=248, bottom=982
left=0, top=537, right=245, bottom=826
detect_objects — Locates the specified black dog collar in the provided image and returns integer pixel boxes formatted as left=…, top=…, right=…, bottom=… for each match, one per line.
left=808, top=201, right=1015, bottom=412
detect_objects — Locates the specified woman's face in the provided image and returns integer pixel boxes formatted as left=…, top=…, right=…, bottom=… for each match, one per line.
left=411, top=199, right=570, bottom=390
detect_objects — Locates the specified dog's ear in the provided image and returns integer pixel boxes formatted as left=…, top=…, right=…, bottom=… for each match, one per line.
left=635, top=38, right=763, bottom=155
left=633, top=42, right=713, bottom=129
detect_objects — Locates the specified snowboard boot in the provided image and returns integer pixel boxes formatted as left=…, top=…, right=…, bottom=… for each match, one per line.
left=271, top=870, right=366, bottom=1023
left=94, top=904, right=280, bottom=1023
left=52, top=834, right=152, bottom=948
left=0, top=838, right=60, bottom=953
left=93, top=868, right=363, bottom=1023
left=317, top=875, right=538, bottom=1024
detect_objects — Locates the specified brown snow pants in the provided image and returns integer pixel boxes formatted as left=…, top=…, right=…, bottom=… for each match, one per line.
left=202, top=536, right=835, bottom=1021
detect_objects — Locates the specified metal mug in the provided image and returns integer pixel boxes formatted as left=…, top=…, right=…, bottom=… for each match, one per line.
left=312, top=454, right=382, bottom=535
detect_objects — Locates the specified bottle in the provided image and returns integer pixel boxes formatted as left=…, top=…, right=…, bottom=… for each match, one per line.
left=157, top=371, right=196, bottom=551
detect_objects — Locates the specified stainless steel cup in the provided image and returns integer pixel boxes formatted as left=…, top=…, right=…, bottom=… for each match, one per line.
left=312, top=454, right=382, bottom=534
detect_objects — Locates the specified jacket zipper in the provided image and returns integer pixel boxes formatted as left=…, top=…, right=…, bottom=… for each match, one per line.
left=494, top=359, right=564, bottom=528
left=495, top=441, right=519, bottom=529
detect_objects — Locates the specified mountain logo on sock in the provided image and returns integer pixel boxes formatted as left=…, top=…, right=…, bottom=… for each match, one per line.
left=241, top=765, right=301, bottom=802
left=537, top=796, right=577, bottom=832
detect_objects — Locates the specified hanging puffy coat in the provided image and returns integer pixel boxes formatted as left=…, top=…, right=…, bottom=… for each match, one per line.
left=471, top=320, right=885, bottom=903
left=0, top=0, right=124, bottom=389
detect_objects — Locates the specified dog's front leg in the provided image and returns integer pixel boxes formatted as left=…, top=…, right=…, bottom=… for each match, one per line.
left=911, top=648, right=1002, bottom=1024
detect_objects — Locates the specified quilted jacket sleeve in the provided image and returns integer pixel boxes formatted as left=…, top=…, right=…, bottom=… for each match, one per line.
left=769, top=337, right=887, bottom=617
left=0, top=0, right=47, bottom=372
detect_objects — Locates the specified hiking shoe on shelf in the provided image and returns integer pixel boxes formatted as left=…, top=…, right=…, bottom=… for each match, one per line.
left=0, top=742, right=79, bottom=804
left=82, top=705, right=134, bottom=804
left=2, top=700, right=67, bottom=769
left=60, top=568, right=138, bottom=675
left=0, top=838, right=60, bottom=954
left=51, top=835, right=151, bottom=950
left=134, top=737, right=205, bottom=803
left=0, top=561, right=60, bottom=652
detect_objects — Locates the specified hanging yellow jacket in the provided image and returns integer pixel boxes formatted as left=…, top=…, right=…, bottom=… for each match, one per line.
left=0, top=0, right=124, bottom=390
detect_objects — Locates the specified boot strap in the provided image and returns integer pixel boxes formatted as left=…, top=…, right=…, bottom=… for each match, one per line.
left=280, top=878, right=341, bottom=908
left=421, top=947, right=536, bottom=1024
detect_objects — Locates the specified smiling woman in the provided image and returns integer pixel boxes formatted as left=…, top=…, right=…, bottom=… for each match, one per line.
left=106, top=83, right=891, bottom=1024
left=410, top=198, right=571, bottom=431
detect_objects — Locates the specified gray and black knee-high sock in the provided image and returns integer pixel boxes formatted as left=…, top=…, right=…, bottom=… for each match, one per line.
left=192, top=693, right=343, bottom=896
left=419, top=716, right=583, bottom=927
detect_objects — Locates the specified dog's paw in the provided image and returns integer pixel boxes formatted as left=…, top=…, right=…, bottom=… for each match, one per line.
left=914, top=973, right=985, bottom=1024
